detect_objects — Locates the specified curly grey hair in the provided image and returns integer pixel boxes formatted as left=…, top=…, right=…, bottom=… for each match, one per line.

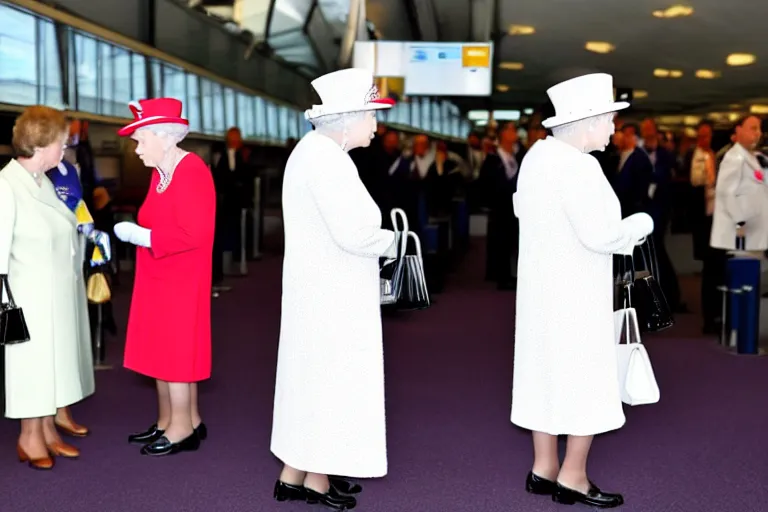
left=311, top=111, right=369, bottom=133
left=137, top=123, right=189, bottom=147
left=551, top=113, right=614, bottom=139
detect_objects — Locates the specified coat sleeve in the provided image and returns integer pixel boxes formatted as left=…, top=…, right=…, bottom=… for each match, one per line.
left=150, top=159, right=216, bottom=259
left=716, top=154, right=756, bottom=224
left=309, top=154, right=395, bottom=258
left=0, top=179, right=14, bottom=275
left=560, top=155, right=639, bottom=255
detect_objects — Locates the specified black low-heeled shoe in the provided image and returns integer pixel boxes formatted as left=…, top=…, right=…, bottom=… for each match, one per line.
left=553, top=481, right=624, bottom=508
left=194, top=422, right=207, bottom=441
left=305, top=485, right=356, bottom=510
left=128, top=424, right=164, bottom=444
left=526, top=472, right=558, bottom=495
left=329, top=476, right=362, bottom=495
left=140, top=433, right=201, bottom=456
left=274, top=480, right=307, bottom=502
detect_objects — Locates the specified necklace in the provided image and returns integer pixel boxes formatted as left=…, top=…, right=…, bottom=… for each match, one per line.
left=156, top=150, right=187, bottom=194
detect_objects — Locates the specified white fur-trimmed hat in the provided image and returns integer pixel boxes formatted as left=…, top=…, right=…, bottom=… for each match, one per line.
left=304, top=68, right=395, bottom=121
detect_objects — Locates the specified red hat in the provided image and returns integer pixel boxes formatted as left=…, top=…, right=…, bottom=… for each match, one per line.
left=117, top=98, right=189, bottom=137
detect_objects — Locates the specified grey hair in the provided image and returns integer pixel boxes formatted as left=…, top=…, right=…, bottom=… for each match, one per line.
left=551, top=113, right=614, bottom=138
left=137, top=123, right=189, bottom=145
left=311, top=111, right=369, bottom=133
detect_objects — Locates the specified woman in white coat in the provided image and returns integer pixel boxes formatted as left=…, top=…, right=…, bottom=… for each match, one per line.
left=0, top=106, right=95, bottom=470
left=271, top=68, right=397, bottom=511
left=511, top=74, right=654, bottom=508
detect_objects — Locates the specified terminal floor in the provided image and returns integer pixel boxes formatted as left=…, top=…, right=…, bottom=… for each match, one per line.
left=1, top=239, right=766, bottom=512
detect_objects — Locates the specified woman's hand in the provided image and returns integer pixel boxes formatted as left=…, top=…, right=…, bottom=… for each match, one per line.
left=114, top=222, right=152, bottom=248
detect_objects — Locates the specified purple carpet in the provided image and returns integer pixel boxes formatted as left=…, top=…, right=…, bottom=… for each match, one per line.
left=1, top=239, right=767, bottom=512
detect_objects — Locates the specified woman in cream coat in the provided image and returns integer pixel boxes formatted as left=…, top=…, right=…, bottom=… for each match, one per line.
left=0, top=106, right=95, bottom=470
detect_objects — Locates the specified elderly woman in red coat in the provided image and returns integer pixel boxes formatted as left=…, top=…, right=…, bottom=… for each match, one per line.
left=113, top=98, right=216, bottom=457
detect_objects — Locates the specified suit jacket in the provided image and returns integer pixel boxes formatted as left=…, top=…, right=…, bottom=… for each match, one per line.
left=613, top=147, right=653, bottom=217
left=478, top=147, right=526, bottom=216
left=644, top=145, right=676, bottom=225
left=710, top=143, right=768, bottom=251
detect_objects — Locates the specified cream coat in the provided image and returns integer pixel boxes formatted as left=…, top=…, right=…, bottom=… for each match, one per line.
left=0, top=160, right=94, bottom=419
left=270, top=131, right=396, bottom=477
left=710, top=143, right=768, bottom=251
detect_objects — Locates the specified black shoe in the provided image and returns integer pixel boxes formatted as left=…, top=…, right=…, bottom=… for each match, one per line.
left=128, top=424, right=164, bottom=445
left=274, top=480, right=307, bottom=502
left=140, top=433, right=201, bottom=456
left=526, top=472, right=557, bottom=495
left=553, top=481, right=624, bottom=508
left=305, top=485, right=356, bottom=510
left=329, top=476, right=362, bottom=495
left=194, top=422, right=207, bottom=441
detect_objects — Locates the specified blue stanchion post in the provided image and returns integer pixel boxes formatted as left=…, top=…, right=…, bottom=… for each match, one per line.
left=726, top=256, right=761, bottom=355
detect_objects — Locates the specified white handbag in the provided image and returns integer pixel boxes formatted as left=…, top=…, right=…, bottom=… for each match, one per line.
left=614, top=306, right=660, bottom=406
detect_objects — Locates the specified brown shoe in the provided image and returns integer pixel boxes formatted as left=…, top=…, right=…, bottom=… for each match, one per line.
left=17, top=444, right=55, bottom=470
left=46, top=441, right=80, bottom=459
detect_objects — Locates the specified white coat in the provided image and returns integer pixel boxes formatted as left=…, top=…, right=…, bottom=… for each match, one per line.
left=511, top=137, right=645, bottom=436
left=710, top=143, right=768, bottom=251
left=270, top=131, right=396, bottom=477
left=0, top=160, right=94, bottom=419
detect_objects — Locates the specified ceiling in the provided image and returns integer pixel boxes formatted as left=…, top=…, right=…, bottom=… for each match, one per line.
left=366, top=0, right=768, bottom=117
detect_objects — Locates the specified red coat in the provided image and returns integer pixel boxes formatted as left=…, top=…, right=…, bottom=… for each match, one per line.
left=124, top=153, right=216, bottom=382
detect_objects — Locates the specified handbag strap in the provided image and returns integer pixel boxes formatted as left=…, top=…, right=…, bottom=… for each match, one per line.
left=1, top=274, right=17, bottom=308
left=406, top=231, right=423, bottom=259
left=390, top=208, right=409, bottom=258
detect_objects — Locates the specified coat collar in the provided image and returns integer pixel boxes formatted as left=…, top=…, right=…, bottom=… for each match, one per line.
left=3, top=159, right=77, bottom=225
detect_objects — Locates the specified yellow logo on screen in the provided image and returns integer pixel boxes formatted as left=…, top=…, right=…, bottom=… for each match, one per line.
left=462, top=46, right=490, bottom=68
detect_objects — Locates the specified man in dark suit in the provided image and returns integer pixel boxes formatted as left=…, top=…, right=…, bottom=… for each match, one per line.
left=613, top=123, right=654, bottom=218
left=478, top=121, right=526, bottom=290
left=641, top=118, right=684, bottom=312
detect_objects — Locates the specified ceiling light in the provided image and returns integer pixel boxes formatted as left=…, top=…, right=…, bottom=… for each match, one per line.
left=695, top=69, right=721, bottom=79
left=654, top=68, right=670, bottom=77
left=585, top=41, right=615, bottom=54
left=496, top=84, right=510, bottom=92
left=634, top=90, right=649, bottom=99
left=729, top=104, right=743, bottom=109
left=727, top=53, right=756, bottom=66
left=750, top=104, right=768, bottom=114
left=499, top=62, right=524, bottom=70
left=523, top=108, right=534, bottom=115
left=652, top=5, right=694, bottom=18
left=508, top=24, right=535, bottom=35
left=669, top=70, right=683, bottom=78
left=684, top=116, right=701, bottom=126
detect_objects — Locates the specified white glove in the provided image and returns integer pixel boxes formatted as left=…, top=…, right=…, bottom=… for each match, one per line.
left=625, top=212, right=654, bottom=243
left=114, top=221, right=152, bottom=248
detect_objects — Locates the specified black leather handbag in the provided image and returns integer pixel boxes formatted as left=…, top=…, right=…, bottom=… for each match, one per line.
left=631, top=238, right=675, bottom=333
left=0, top=274, right=30, bottom=346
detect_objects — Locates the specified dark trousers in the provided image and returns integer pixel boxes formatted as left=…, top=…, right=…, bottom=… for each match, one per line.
left=485, top=211, right=518, bottom=284
left=702, top=246, right=728, bottom=329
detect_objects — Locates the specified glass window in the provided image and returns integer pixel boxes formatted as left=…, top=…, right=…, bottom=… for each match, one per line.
left=224, top=87, right=236, bottom=129
left=278, top=105, right=290, bottom=140
left=201, top=78, right=214, bottom=134
left=266, top=101, right=279, bottom=141
left=105, top=44, right=133, bottom=117
left=410, top=99, right=422, bottom=130
left=270, top=0, right=313, bottom=34
left=287, top=108, right=299, bottom=139
left=421, top=98, right=432, bottom=132
left=254, top=96, right=267, bottom=138
left=150, top=58, right=162, bottom=98
left=131, top=53, right=147, bottom=101
left=38, top=18, right=64, bottom=109
left=237, top=92, right=255, bottom=138
left=186, top=74, right=201, bottom=133
left=211, top=81, right=225, bottom=134
left=0, top=4, right=38, bottom=106
left=162, top=64, right=186, bottom=106
left=74, top=33, right=98, bottom=113
left=98, top=42, right=115, bottom=115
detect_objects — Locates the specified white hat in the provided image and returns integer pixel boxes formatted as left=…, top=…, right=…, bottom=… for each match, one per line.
left=541, top=73, right=629, bottom=129
left=304, top=68, right=395, bottom=121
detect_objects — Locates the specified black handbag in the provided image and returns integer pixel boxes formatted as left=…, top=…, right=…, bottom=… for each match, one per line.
left=0, top=274, right=30, bottom=346
left=632, top=238, right=675, bottom=333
